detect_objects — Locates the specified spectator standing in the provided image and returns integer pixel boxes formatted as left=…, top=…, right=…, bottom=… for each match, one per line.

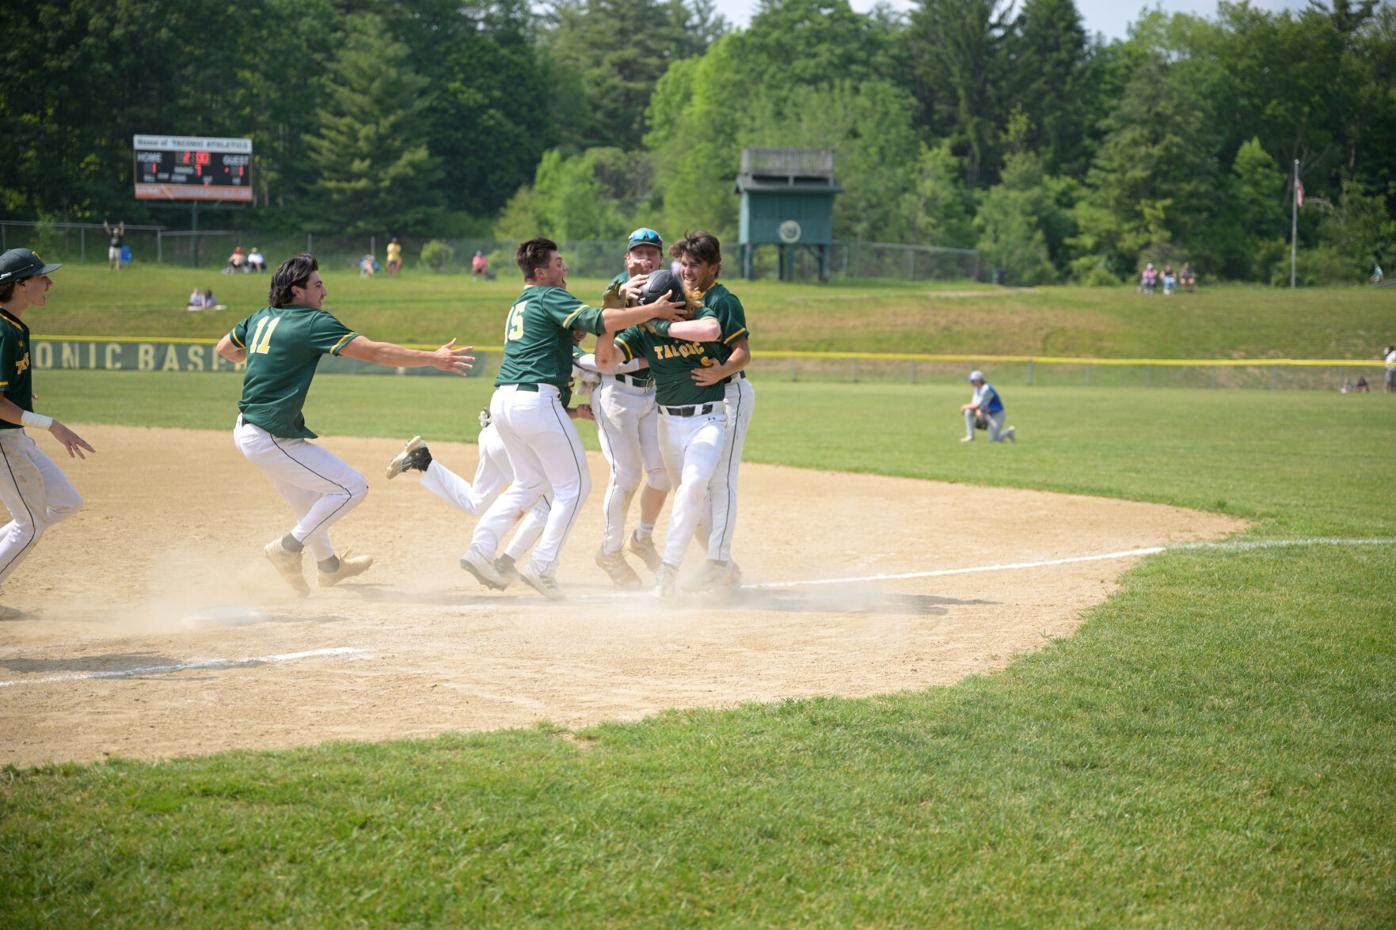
left=471, top=250, right=488, bottom=280
left=386, top=238, right=403, bottom=277
left=103, top=221, right=126, bottom=271
left=960, top=370, right=1015, bottom=443
left=1384, top=345, right=1395, bottom=393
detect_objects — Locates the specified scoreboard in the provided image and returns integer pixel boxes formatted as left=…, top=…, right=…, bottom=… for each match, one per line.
left=133, top=135, right=253, bottom=202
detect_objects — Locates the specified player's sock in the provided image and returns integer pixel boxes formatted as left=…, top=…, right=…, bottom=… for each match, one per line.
left=318, top=555, right=340, bottom=573
left=281, top=533, right=304, bottom=553
left=636, top=522, right=655, bottom=540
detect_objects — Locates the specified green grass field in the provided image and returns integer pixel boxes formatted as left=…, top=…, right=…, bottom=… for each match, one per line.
left=1, top=367, right=1394, bottom=927
left=30, top=265, right=1396, bottom=359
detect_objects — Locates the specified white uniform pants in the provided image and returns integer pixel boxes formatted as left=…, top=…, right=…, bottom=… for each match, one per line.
left=700, top=376, right=755, bottom=563
left=965, top=408, right=1008, bottom=441
left=592, top=378, right=667, bottom=555
left=420, top=423, right=549, bottom=562
left=470, top=384, right=589, bottom=572
left=234, top=417, right=368, bottom=561
left=659, top=408, right=727, bottom=569
left=0, top=430, right=82, bottom=588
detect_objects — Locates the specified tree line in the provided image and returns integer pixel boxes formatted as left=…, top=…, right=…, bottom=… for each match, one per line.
left=2, top=0, right=1393, bottom=283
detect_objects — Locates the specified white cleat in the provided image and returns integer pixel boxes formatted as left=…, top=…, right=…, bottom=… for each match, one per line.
left=494, top=554, right=520, bottom=588
left=682, top=559, right=731, bottom=593
left=520, top=562, right=565, bottom=601
left=318, top=550, right=374, bottom=587
left=595, top=547, right=643, bottom=589
left=960, top=436, right=974, bottom=443
left=1004, top=426, right=1016, bottom=443
left=654, top=562, right=680, bottom=600
left=460, top=548, right=506, bottom=591
left=264, top=538, right=310, bottom=596
left=628, top=531, right=662, bottom=572
left=385, top=436, right=430, bottom=479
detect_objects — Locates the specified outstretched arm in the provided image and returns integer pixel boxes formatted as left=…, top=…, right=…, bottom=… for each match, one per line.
left=340, top=337, right=475, bottom=376
left=599, top=296, right=686, bottom=334
left=0, top=398, right=95, bottom=459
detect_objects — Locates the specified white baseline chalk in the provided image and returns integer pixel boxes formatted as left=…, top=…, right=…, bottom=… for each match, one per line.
left=0, top=646, right=372, bottom=689
left=751, top=537, right=1396, bottom=590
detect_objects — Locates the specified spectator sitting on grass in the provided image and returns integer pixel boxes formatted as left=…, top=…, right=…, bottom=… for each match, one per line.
left=248, top=247, right=266, bottom=272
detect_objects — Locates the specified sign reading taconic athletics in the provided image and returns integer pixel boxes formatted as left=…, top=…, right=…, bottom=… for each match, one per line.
left=133, top=135, right=254, bottom=203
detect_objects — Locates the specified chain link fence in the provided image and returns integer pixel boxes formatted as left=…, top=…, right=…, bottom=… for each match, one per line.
left=1, top=220, right=982, bottom=283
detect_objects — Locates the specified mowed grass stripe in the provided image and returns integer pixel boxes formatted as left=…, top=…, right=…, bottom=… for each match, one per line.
left=1, top=375, right=1393, bottom=927
left=29, top=265, right=1396, bottom=359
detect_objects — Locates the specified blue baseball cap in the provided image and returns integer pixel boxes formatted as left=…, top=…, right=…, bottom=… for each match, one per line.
left=626, top=228, right=663, bottom=252
left=0, top=248, right=61, bottom=285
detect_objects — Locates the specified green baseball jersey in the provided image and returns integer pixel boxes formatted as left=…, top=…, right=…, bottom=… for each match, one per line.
left=496, top=285, right=607, bottom=391
left=0, top=308, right=33, bottom=431
left=228, top=305, right=357, bottom=439
left=697, top=282, right=750, bottom=367
left=613, top=305, right=726, bottom=407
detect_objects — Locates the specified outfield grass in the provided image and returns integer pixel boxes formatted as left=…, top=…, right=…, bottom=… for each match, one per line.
left=1, top=373, right=1393, bottom=927
left=29, top=265, right=1396, bottom=359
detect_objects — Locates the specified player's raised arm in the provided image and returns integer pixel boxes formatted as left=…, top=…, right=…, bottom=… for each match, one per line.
left=339, top=336, right=475, bottom=376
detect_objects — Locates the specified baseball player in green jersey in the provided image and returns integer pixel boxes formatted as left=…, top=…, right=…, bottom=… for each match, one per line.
left=216, top=253, right=473, bottom=596
left=592, top=281, right=729, bottom=598
left=457, top=237, right=685, bottom=601
left=583, top=227, right=673, bottom=588
left=671, top=231, right=754, bottom=593
left=0, top=249, right=95, bottom=620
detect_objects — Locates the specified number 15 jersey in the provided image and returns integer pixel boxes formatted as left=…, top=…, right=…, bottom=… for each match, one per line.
left=496, top=285, right=606, bottom=392
left=228, top=305, right=357, bottom=439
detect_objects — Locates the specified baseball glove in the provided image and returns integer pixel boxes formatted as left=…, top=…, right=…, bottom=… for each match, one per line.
left=602, top=281, right=626, bottom=309
left=974, top=412, right=988, bottom=430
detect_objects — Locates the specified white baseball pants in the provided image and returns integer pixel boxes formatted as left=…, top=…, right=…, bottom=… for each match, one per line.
left=592, top=378, right=668, bottom=555
left=964, top=408, right=1008, bottom=441
left=699, top=375, right=755, bottom=563
left=0, top=430, right=82, bottom=587
left=419, top=423, right=549, bottom=562
left=658, top=407, right=727, bottom=569
left=470, top=384, right=589, bottom=573
left=234, top=417, right=368, bottom=561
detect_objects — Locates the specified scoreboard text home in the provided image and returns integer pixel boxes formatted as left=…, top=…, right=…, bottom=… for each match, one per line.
left=133, top=135, right=253, bottom=202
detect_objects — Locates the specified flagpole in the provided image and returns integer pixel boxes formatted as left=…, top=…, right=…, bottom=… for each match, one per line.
left=1290, top=159, right=1299, bottom=289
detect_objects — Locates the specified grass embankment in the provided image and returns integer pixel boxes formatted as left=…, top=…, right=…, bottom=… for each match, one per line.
left=32, top=265, right=1396, bottom=359
left=2, top=373, right=1393, bottom=927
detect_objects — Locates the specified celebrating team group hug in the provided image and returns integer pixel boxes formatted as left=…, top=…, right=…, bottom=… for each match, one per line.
left=219, top=227, right=754, bottom=602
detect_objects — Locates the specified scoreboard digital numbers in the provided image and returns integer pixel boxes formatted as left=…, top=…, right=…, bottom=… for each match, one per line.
left=133, top=135, right=253, bottom=202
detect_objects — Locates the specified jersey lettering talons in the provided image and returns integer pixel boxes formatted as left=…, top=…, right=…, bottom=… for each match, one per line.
left=654, top=342, right=711, bottom=362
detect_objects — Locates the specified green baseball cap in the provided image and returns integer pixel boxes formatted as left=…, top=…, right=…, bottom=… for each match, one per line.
left=0, top=248, right=62, bottom=285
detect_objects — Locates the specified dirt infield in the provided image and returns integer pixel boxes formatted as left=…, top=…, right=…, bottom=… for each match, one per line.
left=0, top=425, right=1244, bottom=768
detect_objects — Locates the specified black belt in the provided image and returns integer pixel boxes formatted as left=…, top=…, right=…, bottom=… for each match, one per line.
left=660, top=403, right=717, bottom=417
left=612, top=372, right=654, bottom=387
left=502, top=383, right=540, bottom=392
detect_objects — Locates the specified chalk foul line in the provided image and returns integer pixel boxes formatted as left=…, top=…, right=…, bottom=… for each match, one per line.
left=0, top=646, right=373, bottom=689
left=751, top=537, right=1396, bottom=590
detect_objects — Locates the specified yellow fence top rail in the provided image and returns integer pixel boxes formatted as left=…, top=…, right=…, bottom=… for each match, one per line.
left=36, top=336, right=1385, bottom=368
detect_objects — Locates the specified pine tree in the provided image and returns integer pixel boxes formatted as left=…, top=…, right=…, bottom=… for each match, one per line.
left=305, top=13, right=443, bottom=234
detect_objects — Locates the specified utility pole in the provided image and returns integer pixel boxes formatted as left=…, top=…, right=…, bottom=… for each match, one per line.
left=1290, top=159, right=1299, bottom=289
